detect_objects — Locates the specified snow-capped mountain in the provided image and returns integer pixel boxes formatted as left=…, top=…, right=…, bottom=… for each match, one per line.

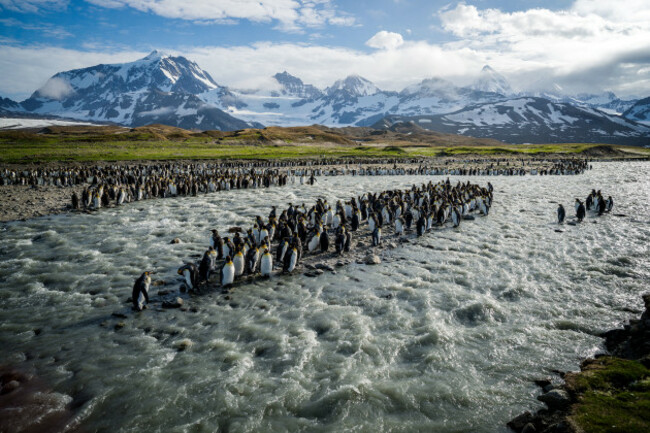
left=271, top=71, right=323, bottom=99
left=201, top=73, right=510, bottom=127
left=622, top=97, right=650, bottom=125
left=372, top=97, right=650, bottom=146
left=0, top=97, right=23, bottom=115
left=524, top=88, right=638, bottom=115
left=19, top=51, right=253, bottom=130
left=327, top=75, right=380, bottom=97
left=8, top=52, right=648, bottom=144
left=472, top=65, right=513, bottom=96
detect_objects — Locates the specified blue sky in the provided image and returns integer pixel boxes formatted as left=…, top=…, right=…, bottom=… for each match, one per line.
left=1, top=0, right=649, bottom=99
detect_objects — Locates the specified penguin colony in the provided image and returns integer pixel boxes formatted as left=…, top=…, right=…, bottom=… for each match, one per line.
left=147, top=178, right=494, bottom=304
left=67, top=165, right=291, bottom=210
left=0, top=158, right=588, bottom=187
left=557, top=189, right=614, bottom=224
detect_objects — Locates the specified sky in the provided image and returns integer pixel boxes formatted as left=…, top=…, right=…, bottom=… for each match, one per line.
left=1, top=0, right=650, bottom=100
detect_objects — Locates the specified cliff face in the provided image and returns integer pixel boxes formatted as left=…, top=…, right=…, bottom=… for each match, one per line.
left=508, top=294, right=650, bottom=433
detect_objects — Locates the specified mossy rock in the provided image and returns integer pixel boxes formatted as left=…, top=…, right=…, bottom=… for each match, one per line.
left=567, top=357, right=650, bottom=433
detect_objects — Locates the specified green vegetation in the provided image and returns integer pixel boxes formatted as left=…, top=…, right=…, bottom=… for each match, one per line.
left=568, top=357, right=650, bottom=433
left=1, top=125, right=648, bottom=163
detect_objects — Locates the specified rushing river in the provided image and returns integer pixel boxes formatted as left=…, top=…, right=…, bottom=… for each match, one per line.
left=1, top=161, right=649, bottom=433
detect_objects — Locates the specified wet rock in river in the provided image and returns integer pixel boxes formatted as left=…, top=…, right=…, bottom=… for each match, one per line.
left=537, top=389, right=571, bottom=409
left=162, top=297, right=184, bottom=309
left=365, top=254, right=381, bottom=265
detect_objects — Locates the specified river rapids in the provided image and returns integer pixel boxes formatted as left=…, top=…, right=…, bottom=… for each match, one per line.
left=1, top=161, right=649, bottom=432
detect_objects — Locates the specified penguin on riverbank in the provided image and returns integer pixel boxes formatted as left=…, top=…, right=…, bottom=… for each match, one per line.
left=416, top=214, right=426, bottom=237
left=199, top=249, right=214, bottom=283
left=221, top=256, right=235, bottom=287
left=335, top=228, right=345, bottom=255
left=576, top=199, right=586, bottom=222
left=557, top=204, right=565, bottom=224
left=233, top=250, right=245, bottom=277
left=177, top=264, right=198, bottom=291
left=260, top=249, right=273, bottom=277
left=320, top=229, right=330, bottom=253
left=284, top=247, right=298, bottom=273
left=210, top=229, right=224, bottom=259
left=372, top=227, right=381, bottom=246
left=246, top=246, right=260, bottom=275
left=132, top=271, right=151, bottom=311
left=71, top=192, right=79, bottom=210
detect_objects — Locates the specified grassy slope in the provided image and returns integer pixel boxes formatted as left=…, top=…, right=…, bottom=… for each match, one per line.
left=1, top=125, right=649, bottom=163
left=566, top=357, right=650, bottom=433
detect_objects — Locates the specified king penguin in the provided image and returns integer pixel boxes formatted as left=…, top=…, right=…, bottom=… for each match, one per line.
left=221, top=256, right=235, bottom=287
left=132, top=271, right=151, bottom=311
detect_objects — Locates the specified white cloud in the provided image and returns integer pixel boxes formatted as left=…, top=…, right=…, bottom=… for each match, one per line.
left=436, top=1, right=650, bottom=95
left=85, top=0, right=355, bottom=32
left=36, top=77, right=74, bottom=99
left=2, top=1, right=650, bottom=101
left=0, top=0, right=68, bottom=13
left=366, top=31, right=404, bottom=50
left=0, top=46, right=147, bottom=100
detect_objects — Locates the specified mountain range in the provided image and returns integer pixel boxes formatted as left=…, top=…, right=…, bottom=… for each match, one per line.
left=2, top=51, right=649, bottom=145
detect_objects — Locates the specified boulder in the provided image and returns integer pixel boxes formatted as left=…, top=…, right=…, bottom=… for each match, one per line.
left=365, top=254, right=381, bottom=265
left=537, top=389, right=571, bottom=410
left=162, top=297, right=184, bottom=309
left=507, top=411, right=534, bottom=432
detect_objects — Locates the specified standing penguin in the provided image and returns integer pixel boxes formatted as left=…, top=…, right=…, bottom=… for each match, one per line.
left=199, top=249, right=213, bottom=283
left=576, top=200, right=586, bottom=222
left=210, top=229, right=224, bottom=259
left=284, top=247, right=298, bottom=273
left=395, top=217, right=404, bottom=235
left=246, top=246, right=260, bottom=275
left=344, top=230, right=352, bottom=253
left=221, top=256, right=235, bottom=287
left=451, top=207, right=461, bottom=228
left=320, top=230, right=330, bottom=253
left=307, top=231, right=320, bottom=253
left=372, top=227, right=382, bottom=246
left=132, top=271, right=151, bottom=311
left=233, top=250, right=245, bottom=277
left=277, top=238, right=289, bottom=263
left=351, top=210, right=360, bottom=231
left=260, top=248, right=273, bottom=277
left=557, top=204, right=566, bottom=224
left=416, top=214, right=426, bottom=237
left=335, top=228, right=345, bottom=255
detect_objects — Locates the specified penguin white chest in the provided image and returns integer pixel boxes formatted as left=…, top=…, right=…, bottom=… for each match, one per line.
left=261, top=255, right=273, bottom=276
left=233, top=255, right=245, bottom=276
left=222, top=264, right=235, bottom=285
left=183, top=269, right=193, bottom=289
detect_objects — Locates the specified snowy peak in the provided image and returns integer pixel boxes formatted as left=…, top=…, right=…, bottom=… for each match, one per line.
left=472, top=65, right=512, bottom=96
left=401, top=77, right=458, bottom=99
left=272, top=71, right=322, bottom=99
left=327, top=75, right=380, bottom=97
left=31, top=51, right=219, bottom=101
left=623, top=97, right=650, bottom=124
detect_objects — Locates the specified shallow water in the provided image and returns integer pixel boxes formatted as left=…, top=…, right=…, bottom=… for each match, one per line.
left=1, top=162, right=649, bottom=433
